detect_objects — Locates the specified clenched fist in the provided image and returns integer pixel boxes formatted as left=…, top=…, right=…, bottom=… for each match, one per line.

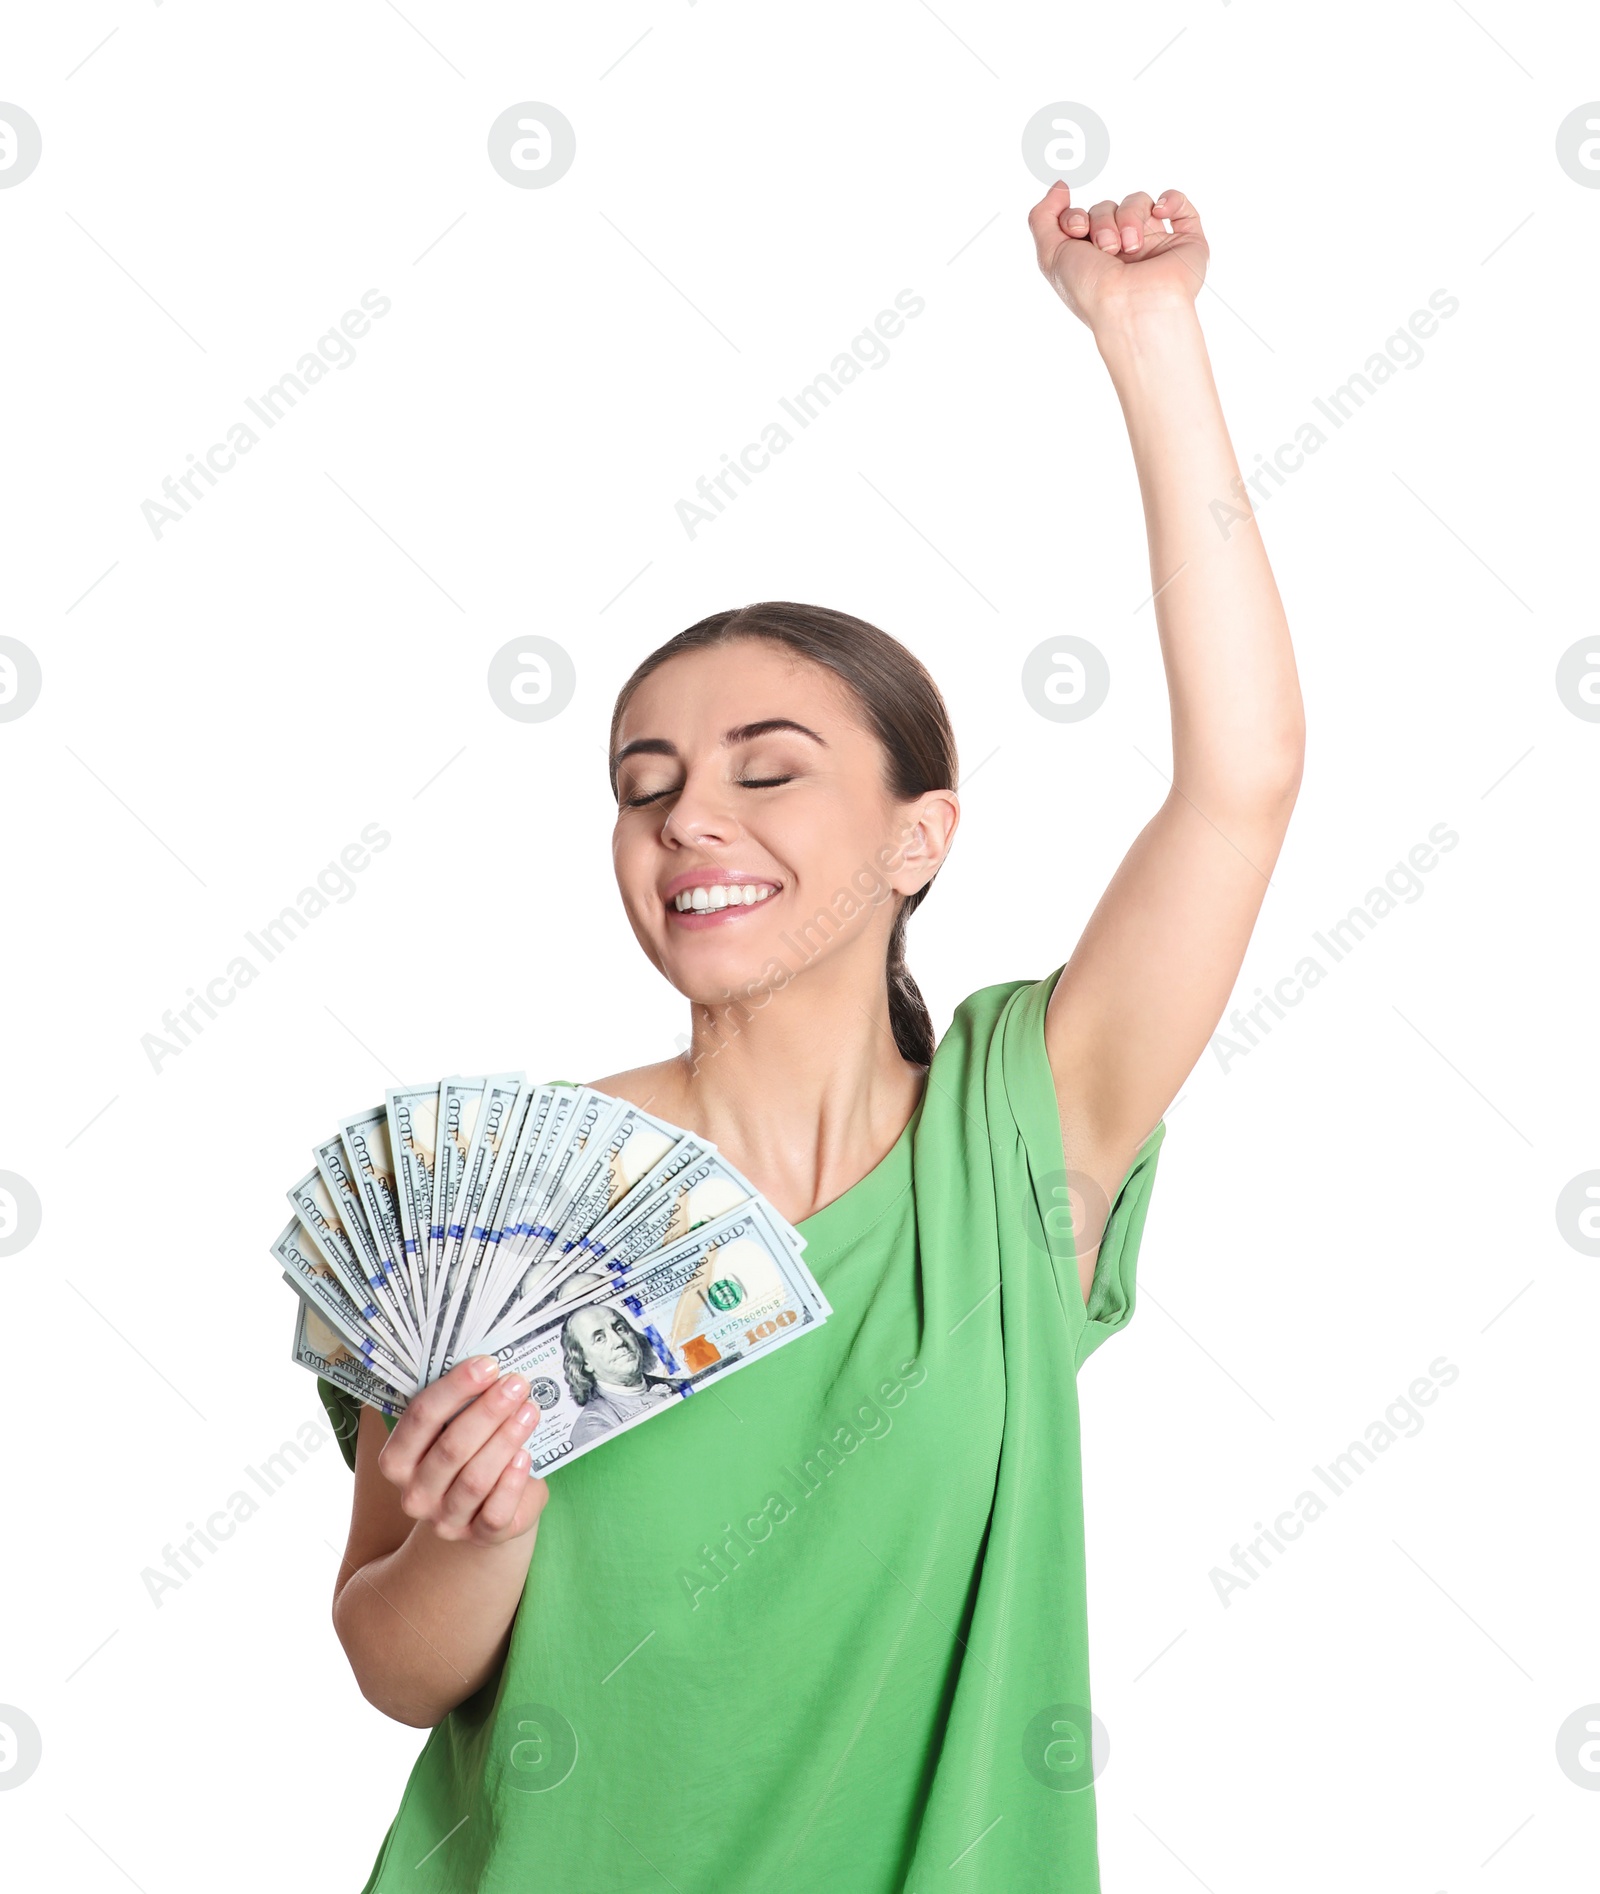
left=1028, top=185, right=1210, bottom=333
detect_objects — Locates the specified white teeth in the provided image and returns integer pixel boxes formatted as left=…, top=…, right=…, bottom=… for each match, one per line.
left=672, top=883, right=776, bottom=912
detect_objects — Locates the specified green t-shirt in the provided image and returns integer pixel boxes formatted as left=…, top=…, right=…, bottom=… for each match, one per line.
left=317, top=970, right=1165, bottom=1892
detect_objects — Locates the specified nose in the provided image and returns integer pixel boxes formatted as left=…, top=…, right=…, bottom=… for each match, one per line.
left=660, top=767, right=743, bottom=850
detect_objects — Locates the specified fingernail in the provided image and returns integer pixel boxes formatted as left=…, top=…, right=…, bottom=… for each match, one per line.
left=514, top=1402, right=537, bottom=1430
left=1121, top=226, right=1139, bottom=251
left=1096, top=230, right=1118, bottom=250
left=512, top=1450, right=529, bottom=1473
left=500, top=1375, right=528, bottom=1404
left=470, top=1356, right=497, bottom=1381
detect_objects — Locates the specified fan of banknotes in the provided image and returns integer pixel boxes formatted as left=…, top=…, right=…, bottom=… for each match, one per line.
left=269, top=1075, right=830, bottom=1475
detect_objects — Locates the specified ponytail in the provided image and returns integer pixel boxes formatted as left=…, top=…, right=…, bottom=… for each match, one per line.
left=886, top=893, right=935, bottom=1066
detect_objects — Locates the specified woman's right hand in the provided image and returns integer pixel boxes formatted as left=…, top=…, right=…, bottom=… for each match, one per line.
left=376, top=1355, right=549, bottom=1546
left=1027, top=183, right=1209, bottom=335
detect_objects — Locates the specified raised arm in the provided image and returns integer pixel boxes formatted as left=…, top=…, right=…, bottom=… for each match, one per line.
left=1026, top=186, right=1306, bottom=1299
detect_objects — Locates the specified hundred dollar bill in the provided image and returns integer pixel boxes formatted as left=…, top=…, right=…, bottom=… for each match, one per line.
left=427, top=1074, right=528, bottom=1382
left=543, top=1102, right=681, bottom=1261
left=489, top=1198, right=813, bottom=1348
left=489, top=1084, right=585, bottom=1260
left=436, top=1076, right=526, bottom=1282
left=579, top=1141, right=773, bottom=1276
left=314, top=1132, right=405, bottom=1320
left=492, top=1089, right=621, bottom=1289
left=338, top=1105, right=421, bottom=1330
left=271, top=1215, right=416, bottom=1389
left=386, top=1081, right=442, bottom=1321
left=467, top=1113, right=593, bottom=1331
left=464, top=1083, right=567, bottom=1319
left=573, top=1134, right=714, bottom=1256
left=469, top=1203, right=826, bottom=1473
left=446, top=1083, right=571, bottom=1348
left=578, top=1129, right=807, bottom=1269
left=549, top=1195, right=824, bottom=1325
left=469, top=1085, right=587, bottom=1325
left=287, top=1166, right=419, bottom=1373
left=471, top=1104, right=683, bottom=1341
left=426, top=1077, right=485, bottom=1325
left=489, top=1145, right=824, bottom=1342
left=290, top=1293, right=408, bottom=1416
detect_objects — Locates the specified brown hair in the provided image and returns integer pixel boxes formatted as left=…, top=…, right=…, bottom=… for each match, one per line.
left=608, top=601, right=958, bottom=1065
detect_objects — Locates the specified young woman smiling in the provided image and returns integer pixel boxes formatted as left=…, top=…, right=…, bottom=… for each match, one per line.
left=320, top=184, right=1304, bottom=1892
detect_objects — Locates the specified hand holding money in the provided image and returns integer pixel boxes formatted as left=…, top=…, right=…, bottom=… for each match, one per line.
left=376, top=1356, right=549, bottom=1545
left=272, top=1075, right=831, bottom=1475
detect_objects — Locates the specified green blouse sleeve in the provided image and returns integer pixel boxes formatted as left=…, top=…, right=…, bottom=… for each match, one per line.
left=316, top=1376, right=364, bottom=1473
left=996, top=964, right=1167, bottom=1370
left=1077, top=1120, right=1165, bottom=1368
left=317, top=1375, right=404, bottom=1472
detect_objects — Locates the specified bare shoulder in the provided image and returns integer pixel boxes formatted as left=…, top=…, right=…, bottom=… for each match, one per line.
left=581, top=1056, right=689, bottom=1118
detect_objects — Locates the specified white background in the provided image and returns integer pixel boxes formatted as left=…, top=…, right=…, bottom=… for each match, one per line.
left=2, top=3, right=1597, bottom=1890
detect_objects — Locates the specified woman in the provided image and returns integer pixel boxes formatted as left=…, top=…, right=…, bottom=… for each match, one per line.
left=320, top=183, right=1304, bottom=1890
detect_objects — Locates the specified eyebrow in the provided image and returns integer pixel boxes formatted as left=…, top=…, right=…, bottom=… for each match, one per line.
left=611, top=718, right=827, bottom=770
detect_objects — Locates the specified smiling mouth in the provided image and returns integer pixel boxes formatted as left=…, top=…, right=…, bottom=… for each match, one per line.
left=669, top=883, right=778, bottom=914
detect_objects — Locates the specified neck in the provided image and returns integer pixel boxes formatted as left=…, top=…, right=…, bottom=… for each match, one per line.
left=670, top=940, right=925, bottom=1224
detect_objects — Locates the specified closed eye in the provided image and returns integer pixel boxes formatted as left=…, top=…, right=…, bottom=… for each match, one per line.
left=620, top=772, right=794, bottom=808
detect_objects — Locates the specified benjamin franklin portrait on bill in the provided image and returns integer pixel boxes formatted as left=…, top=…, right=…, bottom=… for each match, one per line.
left=561, top=1303, right=677, bottom=1449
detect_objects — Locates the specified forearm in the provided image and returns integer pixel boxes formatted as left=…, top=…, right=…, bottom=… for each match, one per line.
left=334, top=1517, right=540, bottom=1727
left=1097, top=302, right=1305, bottom=807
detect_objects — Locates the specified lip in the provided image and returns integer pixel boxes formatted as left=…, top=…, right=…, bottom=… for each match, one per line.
left=662, top=869, right=782, bottom=929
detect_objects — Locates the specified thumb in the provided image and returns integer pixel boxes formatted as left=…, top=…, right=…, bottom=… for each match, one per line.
left=1025, top=181, right=1078, bottom=269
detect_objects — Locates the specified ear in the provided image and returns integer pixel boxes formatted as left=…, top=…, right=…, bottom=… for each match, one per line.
left=888, top=790, right=960, bottom=896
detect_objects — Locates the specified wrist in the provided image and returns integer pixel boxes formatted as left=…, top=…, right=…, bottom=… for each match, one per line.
left=419, top=1516, right=539, bottom=1560
left=1092, top=298, right=1213, bottom=404
left=1092, top=293, right=1203, bottom=360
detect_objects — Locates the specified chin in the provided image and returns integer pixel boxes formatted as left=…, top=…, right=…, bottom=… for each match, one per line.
left=668, top=944, right=781, bottom=1009
left=669, top=915, right=796, bottom=993
left=652, top=898, right=791, bottom=991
